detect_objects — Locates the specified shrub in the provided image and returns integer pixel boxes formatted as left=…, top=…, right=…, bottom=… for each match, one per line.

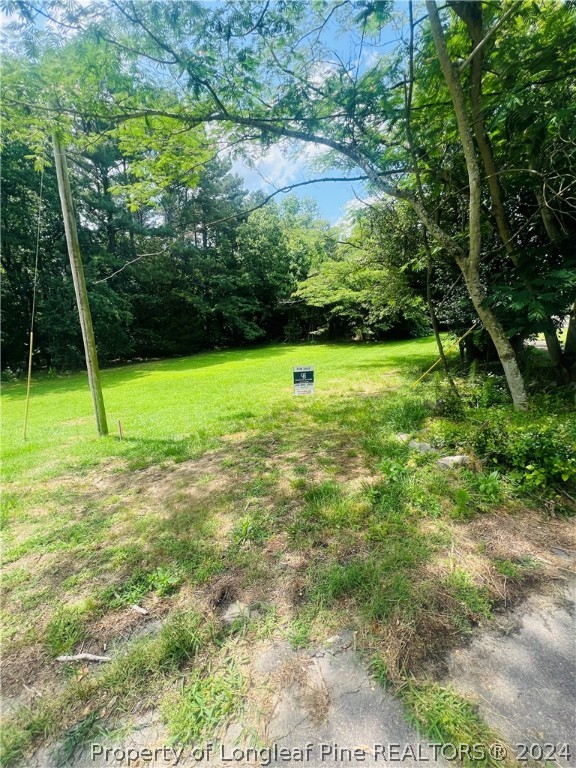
left=430, top=407, right=576, bottom=490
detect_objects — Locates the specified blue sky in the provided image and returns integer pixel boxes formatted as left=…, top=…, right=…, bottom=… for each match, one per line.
left=226, top=2, right=410, bottom=225
left=0, top=0, right=409, bottom=225
left=231, top=142, right=369, bottom=226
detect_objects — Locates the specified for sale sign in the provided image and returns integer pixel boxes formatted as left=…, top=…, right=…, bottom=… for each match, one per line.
left=293, top=366, right=315, bottom=395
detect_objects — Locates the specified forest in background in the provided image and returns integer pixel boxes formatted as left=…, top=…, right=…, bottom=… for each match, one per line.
left=2, top=1, right=576, bottom=404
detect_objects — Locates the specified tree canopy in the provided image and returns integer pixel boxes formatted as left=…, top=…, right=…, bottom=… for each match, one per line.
left=2, top=0, right=575, bottom=405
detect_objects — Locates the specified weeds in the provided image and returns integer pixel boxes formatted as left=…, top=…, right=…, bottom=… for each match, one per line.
left=45, top=602, right=94, bottom=657
left=401, top=682, right=511, bottom=768
left=163, top=661, right=244, bottom=744
left=101, top=566, right=183, bottom=609
left=52, top=709, right=102, bottom=767
left=444, top=571, right=493, bottom=632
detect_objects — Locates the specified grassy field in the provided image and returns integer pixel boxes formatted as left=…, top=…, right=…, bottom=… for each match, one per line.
left=1, top=339, right=574, bottom=767
left=2, top=339, right=436, bottom=483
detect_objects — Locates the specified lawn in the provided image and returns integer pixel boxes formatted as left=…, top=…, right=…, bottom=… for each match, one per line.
left=2, top=339, right=436, bottom=484
left=1, top=339, right=574, bottom=767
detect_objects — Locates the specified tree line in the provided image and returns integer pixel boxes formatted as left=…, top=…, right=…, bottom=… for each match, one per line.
left=2, top=139, right=341, bottom=370
left=2, top=0, right=576, bottom=406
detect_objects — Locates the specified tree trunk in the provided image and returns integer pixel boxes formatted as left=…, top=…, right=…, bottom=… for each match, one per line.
left=426, top=246, right=459, bottom=398
left=451, top=1, right=567, bottom=380
left=459, top=258, right=528, bottom=408
left=426, top=1, right=528, bottom=409
left=564, top=303, right=576, bottom=372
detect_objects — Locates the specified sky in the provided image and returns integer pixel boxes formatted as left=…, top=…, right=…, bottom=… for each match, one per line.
left=1, top=1, right=410, bottom=227
left=230, top=141, right=368, bottom=226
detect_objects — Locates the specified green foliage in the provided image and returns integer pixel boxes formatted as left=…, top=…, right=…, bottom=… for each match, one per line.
left=401, top=682, right=507, bottom=768
left=102, top=566, right=183, bottom=609
left=1, top=610, right=213, bottom=767
left=494, top=559, right=522, bottom=580
left=232, top=513, right=269, bottom=545
left=1, top=138, right=336, bottom=370
left=295, top=201, right=430, bottom=342
left=310, top=516, right=430, bottom=621
left=472, top=414, right=576, bottom=488
left=429, top=389, right=576, bottom=489
left=379, top=458, right=407, bottom=483
left=451, top=488, right=473, bottom=520
left=163, top=661, right=243, bottom=745
left=4, top=0, right=576, bottom=402
left=476, top=471, right=502, bottom=502
left=376, top=392, right=429, bottom=432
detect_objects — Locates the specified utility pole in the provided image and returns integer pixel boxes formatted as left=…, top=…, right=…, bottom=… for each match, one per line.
left=52, top=130, right=108, bottom=436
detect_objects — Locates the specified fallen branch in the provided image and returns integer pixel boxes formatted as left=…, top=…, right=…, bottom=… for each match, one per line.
left=56, top=653, right=111, bottom=663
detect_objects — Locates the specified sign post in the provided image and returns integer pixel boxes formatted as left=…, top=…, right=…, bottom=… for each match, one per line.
left=293, top=366, right=315, bottom=396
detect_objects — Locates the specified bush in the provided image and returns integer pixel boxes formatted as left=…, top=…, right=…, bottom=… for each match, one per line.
left=472, top=415, right=576, bottom=488
left=428, top=401, right=576, bottom=490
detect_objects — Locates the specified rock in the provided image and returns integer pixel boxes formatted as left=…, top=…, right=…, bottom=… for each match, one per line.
left=437, top=455, right=470, bottom=469
left=221, top=601, right=250, bottom=624
left=408, top=439, right=435, bottom=453
left=396, top=433, right=411, bottom=442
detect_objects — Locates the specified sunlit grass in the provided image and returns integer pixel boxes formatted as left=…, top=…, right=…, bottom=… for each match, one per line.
left=2, top=339, right=438, bottom=483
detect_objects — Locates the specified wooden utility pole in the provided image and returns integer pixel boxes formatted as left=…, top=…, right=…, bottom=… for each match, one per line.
left=52, top=131, right=108, bottom=436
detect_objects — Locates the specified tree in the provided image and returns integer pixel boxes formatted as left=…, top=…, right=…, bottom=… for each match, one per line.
left=295, top=201, right=429, bottom=341
left=4, top=1, right=575, bottom=403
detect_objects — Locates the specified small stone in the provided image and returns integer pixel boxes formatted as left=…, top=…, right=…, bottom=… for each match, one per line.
left=222, top=601, right=250, bottom=624
left=396, top=433, right=411, bottom=442
left=408, top=440, right=434, bottom=453
left=437, top=455, right=470, bottom=469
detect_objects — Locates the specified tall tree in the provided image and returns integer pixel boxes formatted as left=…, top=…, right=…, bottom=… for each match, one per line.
left=4, top=1, right=575, bottom=401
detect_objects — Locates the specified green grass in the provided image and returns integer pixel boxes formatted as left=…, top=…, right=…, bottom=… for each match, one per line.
left=163, top=660, right=245, bottom=744
left=2, top=340, right=437, bottom=484
left=2, top=338, right=572, bottom=767
left=44, top=602, right=94, bottom=657
left=0, top=610, right=213, bottom=766
left=400, top=681, right=512, bottom=768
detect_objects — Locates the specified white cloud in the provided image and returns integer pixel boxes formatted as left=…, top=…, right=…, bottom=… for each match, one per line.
left=230, top=139, right=331, bottom=192
left=309, top=60, right=339, bottom=88
left=335, top=194, right=381, bottom=235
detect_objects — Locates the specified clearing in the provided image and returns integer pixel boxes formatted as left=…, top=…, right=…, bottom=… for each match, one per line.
left=1, top=340, right=574, bottom=767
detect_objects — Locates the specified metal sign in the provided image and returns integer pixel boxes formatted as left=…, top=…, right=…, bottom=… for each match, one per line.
left=293, top=366, right=315, bottom=395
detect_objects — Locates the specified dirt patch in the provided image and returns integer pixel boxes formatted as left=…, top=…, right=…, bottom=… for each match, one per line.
left=379, top=508, right=576, bottom=680
left=0, top=643, right=55, bottom=698
left=463, top=509, right=576, bottom=573
left=209, top=573, right=241, bottom=611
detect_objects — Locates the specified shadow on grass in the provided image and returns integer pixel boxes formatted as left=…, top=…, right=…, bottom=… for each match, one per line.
left=117, top=435, right=214, bottom=469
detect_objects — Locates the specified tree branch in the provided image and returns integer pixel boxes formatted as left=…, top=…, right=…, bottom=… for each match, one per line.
left=457, top=0, right=523, bottom=73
